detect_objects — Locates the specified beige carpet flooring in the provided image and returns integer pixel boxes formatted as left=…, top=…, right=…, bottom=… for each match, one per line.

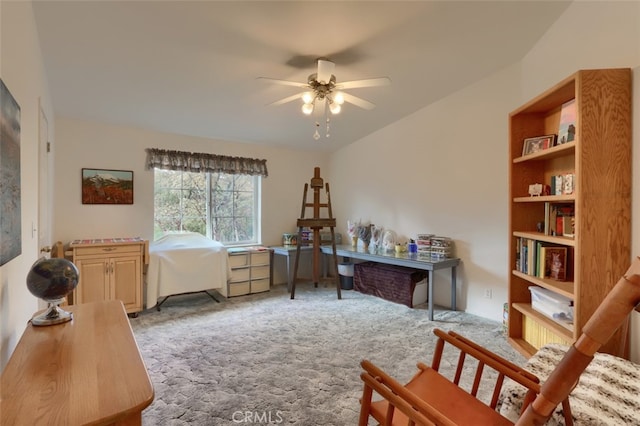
left=130, top=284, right=524, bottom=425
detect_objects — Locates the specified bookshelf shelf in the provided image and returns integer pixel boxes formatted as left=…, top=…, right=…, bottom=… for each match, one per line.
left=513, top=194, right=576, bottom=203
left=512, top=270, right=574, bottom=299
left=513, top=141, right=576, bottom=163
left=512, top=303, right=574, bottom=337
left=507, top=68, right=631, bottom=358
left=512, top=232, right=575, bottom=247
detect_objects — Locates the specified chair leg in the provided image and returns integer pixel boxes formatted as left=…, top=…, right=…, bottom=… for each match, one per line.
left=358, top=385, right=374, bottom=426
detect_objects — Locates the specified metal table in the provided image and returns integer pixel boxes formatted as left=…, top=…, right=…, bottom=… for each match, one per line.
left=320, top=245, right=461, bottom=320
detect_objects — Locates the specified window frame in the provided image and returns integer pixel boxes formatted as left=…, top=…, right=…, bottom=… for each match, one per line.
left=153, top=168, right=261, bottom=246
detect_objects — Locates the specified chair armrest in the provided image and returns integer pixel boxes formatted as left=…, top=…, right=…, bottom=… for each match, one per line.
left=360, top=360, right=457, bottom=426
left=433, top=329, right=541, bottom=391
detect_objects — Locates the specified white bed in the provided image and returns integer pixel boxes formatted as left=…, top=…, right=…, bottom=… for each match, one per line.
left=146, top=232, right=229, bottom=309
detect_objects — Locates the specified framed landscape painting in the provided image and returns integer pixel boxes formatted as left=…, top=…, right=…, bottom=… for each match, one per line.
left=82, top=168, right=134, bottom=204
left=0, top=79, right=22, bottom=266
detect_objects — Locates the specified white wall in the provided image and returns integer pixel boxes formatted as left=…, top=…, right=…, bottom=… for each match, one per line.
left=52, top=117, right=330, bottom=284
left=0, top=1, right=55, bottom=370
left=329, top=65, right=520, bottom=321
left=329, top=0, right=640, bottom=328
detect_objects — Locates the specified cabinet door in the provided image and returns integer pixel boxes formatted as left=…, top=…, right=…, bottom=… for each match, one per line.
left=111, top=255, right=142, bottom=313
left=75, top=258, right=109, bottom=304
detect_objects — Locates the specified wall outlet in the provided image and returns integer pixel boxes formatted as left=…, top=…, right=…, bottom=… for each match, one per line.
left=484, top=289, right=492, bottom=299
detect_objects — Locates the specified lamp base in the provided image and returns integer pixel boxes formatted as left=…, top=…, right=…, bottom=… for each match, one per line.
left=31, top=303, right=73, bottom=326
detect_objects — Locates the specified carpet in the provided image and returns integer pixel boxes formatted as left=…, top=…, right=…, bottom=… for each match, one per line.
left=130, top=284, right=525, bottom=425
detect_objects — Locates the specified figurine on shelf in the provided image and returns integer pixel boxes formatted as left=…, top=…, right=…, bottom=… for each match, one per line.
left=358, top=223, right=372, bottom=251
left=371, top=224, right=383, bottom=251
left=382, top=230, right=397, bottom=252
left=347, top=219, right=360, bottom=247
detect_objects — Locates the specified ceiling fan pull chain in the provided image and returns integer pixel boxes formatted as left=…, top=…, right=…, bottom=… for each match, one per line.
left=313, top=121, right=321, bottom=141
left=326, top=117, right=331, bottom=138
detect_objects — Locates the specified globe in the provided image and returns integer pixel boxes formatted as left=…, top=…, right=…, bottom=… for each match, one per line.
left=26, top=257, right=79, bottom=326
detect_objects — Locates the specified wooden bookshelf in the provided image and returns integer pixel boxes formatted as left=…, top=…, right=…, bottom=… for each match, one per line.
left=508, top=69, right=631, bottom=358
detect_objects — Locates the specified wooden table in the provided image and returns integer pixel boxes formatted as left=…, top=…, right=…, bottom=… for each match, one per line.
left=0, top=300, right=154, bottom=425
left=321, top=245, right=461, bottom=320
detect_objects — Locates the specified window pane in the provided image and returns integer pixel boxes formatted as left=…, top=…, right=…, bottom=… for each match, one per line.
left=234, top=190, right=254, bottom=217
left=154, top=169, right=259, bottom=245
left=155, top=170, right=183, bottom=189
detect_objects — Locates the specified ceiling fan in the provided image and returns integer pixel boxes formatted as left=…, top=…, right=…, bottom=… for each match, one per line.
left=258, top=58, right=390, bottom=138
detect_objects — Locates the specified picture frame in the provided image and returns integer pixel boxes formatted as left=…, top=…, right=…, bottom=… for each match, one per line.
left=522, top=134, right=557, bottom=156
left=0, top=79, right=22, bottom=266
left=82, top=168, right=134, bottom=204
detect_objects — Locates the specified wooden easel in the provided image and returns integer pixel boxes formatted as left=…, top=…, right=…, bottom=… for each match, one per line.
left=291, top=167, right=341, bottom=299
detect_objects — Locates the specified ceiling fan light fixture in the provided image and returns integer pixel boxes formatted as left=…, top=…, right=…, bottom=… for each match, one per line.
left=259, top=58, right=390, bottom=140
left=301, top=91, right=315, bottom=104
left=302, top=103, right=314, bottom=115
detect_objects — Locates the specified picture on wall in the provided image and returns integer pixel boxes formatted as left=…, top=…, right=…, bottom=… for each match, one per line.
left=0, top=79, right=22, bottom=266
left=82, top=168, right=134, bottom=204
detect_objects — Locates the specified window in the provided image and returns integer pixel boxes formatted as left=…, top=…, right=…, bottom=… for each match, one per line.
left=153, top=169, right=261, bottom=245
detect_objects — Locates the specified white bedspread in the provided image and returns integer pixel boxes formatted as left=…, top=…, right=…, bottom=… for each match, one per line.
left=146, top=232, right=229, bottom=309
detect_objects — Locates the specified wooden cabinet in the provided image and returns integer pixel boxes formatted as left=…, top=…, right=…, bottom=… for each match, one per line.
left=221, top=247, right=271, bottom=297
left=70, top=239, right=148, bottom=314
left=508, top=69, right=631, bottom=358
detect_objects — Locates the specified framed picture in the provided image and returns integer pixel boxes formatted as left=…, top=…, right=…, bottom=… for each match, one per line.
left=557, top=99, right=576, bottom=144
left=82, top=168, right=134, bottom=204
left=522, top=134, right=557, bottom=156
left=0, top=79, right=22, bottom=266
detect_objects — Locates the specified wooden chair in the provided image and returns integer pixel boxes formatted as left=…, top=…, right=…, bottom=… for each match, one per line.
left=359, top=256, right=640, bottom=426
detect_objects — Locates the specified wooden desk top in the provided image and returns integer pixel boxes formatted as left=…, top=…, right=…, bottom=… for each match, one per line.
left=0, top=301, right=154, bottom=425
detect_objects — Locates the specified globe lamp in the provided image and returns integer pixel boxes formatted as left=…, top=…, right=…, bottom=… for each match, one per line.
left=26, top=257, right=79, bottom=326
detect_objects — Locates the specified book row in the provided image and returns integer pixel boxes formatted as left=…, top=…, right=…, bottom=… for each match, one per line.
left=515, top=237, right=569, bottom=281
left=542, top=202, right=575, bottom=237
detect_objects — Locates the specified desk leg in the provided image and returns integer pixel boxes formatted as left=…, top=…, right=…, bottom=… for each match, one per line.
left=451, top=266, right=457, bottom=312
left=286, top=254, right=294, bottom=293
left=428, top=270, right=435, bottom=321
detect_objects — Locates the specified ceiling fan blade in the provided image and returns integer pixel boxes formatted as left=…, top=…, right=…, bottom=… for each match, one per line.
left=337, top=77, right=391, bottom=90
left=342, top=92, right=376, bottom=110
left=267, top=93, right=302, bottom=107
left=257, top=77, right=308, bottom=88
left=316, top=60, right=335, bottom=85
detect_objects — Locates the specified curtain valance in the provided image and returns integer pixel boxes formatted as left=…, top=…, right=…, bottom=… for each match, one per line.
left=145, top=148, right=268, bottom=177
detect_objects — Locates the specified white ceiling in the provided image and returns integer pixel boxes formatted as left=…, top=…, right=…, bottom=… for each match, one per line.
left=32, top=1, right=572, bottom=152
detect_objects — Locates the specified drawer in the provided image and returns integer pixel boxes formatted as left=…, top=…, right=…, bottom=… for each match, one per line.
left=229, top=267, right=250, bottom=282
left=228, top=282, right=250, bottom=297
left=251, top=278, right=270, bottom=293
left=251, top=251, right=270, bottom=265
left=251, top=265, right=270, bottom=280
left=229, top=253, right=249, bottom=267
left=73, top=244, right=142, bottom=257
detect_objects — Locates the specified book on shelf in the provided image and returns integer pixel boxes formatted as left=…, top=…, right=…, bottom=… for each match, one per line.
left=515, top=237, right=569, bottom=280
left=562, top=216, right=575, bottom=237
left=562, top=173, right=575, bottom=195
left=558, top=99, right=576, bottom=144
left=544, top=202, right=575, bottom=236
